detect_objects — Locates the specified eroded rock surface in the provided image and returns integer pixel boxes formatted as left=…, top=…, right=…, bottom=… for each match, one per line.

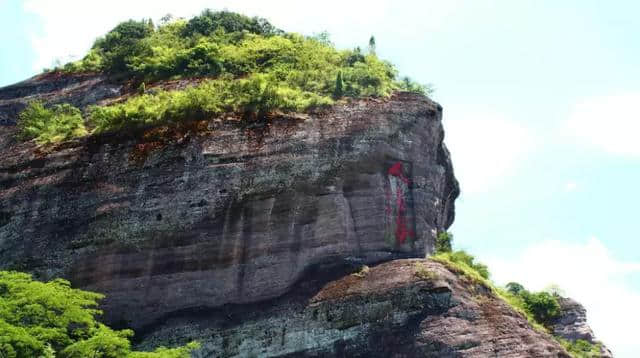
left=0, top=73, right=121, bottom=125
left=138, top=259, right=571, bottom=357
left=552, top=297, right=614, bottom=357
left=0, top=83, right=458, bottom=330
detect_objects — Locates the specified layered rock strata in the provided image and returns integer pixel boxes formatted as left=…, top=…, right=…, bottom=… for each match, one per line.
left=0, top=79, right=458, bottom=330
left=138, top=259, right=572, bottom=357
left=552, top=296, right=614, bottom=357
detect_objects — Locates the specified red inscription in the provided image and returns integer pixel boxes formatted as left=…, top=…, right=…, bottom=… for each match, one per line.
left=386, top=162, right=413, bottom=245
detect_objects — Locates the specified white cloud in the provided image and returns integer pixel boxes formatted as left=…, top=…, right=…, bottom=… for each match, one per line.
left=565, top=93, right=640, bottom=157
left=485, top=238, right=640, bottom=358
left=565, top=181, right=578, bottom=192
left=444, top=113, right=535, bottom=194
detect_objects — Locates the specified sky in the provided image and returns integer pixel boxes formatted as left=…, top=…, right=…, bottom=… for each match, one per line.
left=1, top=0, right=639, bottom=356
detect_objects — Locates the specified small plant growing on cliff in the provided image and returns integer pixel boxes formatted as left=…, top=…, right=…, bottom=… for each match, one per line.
left=506, top=282, right=525, bottom=295
left=398, top=76, right=432, bottom=96
left=18, top=10, right=434, bottom=142
left=500, top=282, right=562, bottom=328
left=352, top=265, right=370, bottom=278
left=520, top=290, right=561, bottom=325
left=17, top=101, right=87, bottom=145
left=435, top=231, right=453, bottom=254
left=333, top=71, right=344, bottom=98
left=414, top=262, right=438, bottom=280
left=432, top=250, right=489, bottom=280
left=0, top=271, right=198, bottom=357
left=557, top=338, right=602, bottom=358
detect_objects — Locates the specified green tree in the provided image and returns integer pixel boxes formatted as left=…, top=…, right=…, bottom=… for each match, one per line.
left=95, top=19, right=155, bottom=74
left=368, top=35, right=376, bottom=55
left=183, top=9, right=280, bottom=37
left=0, top=271, right=198, bottom=357
left=506, top=282, right=525, bottom=295
left=333, top=71, right=344, bottom=98
left=521, top=291, right=561, bottom=325
left=435, top=232, right=453, bottom=254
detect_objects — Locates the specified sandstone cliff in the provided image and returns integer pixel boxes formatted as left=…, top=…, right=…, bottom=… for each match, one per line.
left=0, top=73, right=611, bottom=357
left=138, top=259, right=571, bottom=357
left=553, top=297, right=614, bottom=357
left=0, top=74, right=457, bottom=330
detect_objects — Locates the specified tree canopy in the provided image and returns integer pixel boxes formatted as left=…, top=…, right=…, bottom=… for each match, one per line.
left=25, top=9, right=432, bottom=144
left=0, top=271, right=197, bottom=358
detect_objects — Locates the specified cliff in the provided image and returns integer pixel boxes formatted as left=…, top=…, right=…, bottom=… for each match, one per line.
left=138, top=259, right=571, bottom=357
left=0, top=72, right=610, bottom=357
left=0, top=74, right=458, bottom=330
left=553, top=297, right=614, bottom=357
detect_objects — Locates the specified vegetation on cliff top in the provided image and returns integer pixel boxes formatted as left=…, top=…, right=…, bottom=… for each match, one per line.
left=0, top=271, right=197, bottom=357
left=20, top=10, right=430, bottom=145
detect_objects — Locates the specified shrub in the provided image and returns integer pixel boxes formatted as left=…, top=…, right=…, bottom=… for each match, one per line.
left=505, top=282, right=525, bottom=295
left=183, top=9, right=280, bottom=37
left=61, top=11, right=403, bottom=94
left=88, top=74, right=333, bottom=133
left=0, top=271, right=198, bottom=357
left=17, top=102, right=88, bottom=145
left=352, top=265, right=370, bottom=278
left=94, top=19, right=155, bottom=74
left=28, top=10, right=430, bottom=139
left=397, top=76, right=432, bottom=96
left=500, top=283, right=562, bottom=328
left=435, top=231, right=453, bottom=254
left=521, top=291, right=561, bottom=325
left=431, top=250, right=490, bottom=282
left=414, top=262, right=438, bottom=280
left=557, top=338, right=602, bottom=358
left=333, top=71, right=344, bottom=98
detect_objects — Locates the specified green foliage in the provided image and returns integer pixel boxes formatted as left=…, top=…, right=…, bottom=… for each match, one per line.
left=429, top=232, right=575, bottom=353
left=333, top=71, right=344, bottom=98
left=499, top=282, right=561, bottom=327
left=183, top=9, right=281, bottom=37
left=368, top=36, right=376, bottom=55
left=432, top=250, right=490, bottom=280
left=397, top=76, right=432, bottom=96
left=351, top=265, right=370, bottom=278
left=506, top=282, right=525, bottom=295
left=34, top=10, right=430, bottom=139
left=493, top=287, right=549, bottom=333
left=521, top=290, right=561, bottom=325
left=435, top=231, right=453, bottom=254
left=558, top=338, right=602, bottom=358
left=17, top=102, right=88, bottom=145
left=0, top=271, right=198, bottom=357
left=64, top=10, right=403, bottom=93
left=413, top=262, right=438, bottom=281
left=94, top=19, right=155, bottom=74
left=89, top=74, right=333, bottom=133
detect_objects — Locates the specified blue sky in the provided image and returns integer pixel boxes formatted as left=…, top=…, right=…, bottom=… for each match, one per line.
left=2, top=0, right=639, bottom=356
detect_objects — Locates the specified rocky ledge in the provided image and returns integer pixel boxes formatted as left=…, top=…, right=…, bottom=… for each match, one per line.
left=138, top=259, right=571, bottom=357
left=552, top=297, right=613, bottom=357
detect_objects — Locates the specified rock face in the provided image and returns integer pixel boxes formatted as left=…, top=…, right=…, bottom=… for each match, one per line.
left=552, top=297, right=614, bottom=357
left=138, top=259, right=571, bottom=357
left=0, top=72, right=122, bottom=125
left=0, top=75, right=458, bottom=331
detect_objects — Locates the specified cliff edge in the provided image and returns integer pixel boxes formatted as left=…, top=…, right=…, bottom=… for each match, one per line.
left=0, top=75, right=458, bottom=330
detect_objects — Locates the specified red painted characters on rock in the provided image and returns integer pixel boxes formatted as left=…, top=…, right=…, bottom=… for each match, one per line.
left=385, top=162, right=414, bottom=245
